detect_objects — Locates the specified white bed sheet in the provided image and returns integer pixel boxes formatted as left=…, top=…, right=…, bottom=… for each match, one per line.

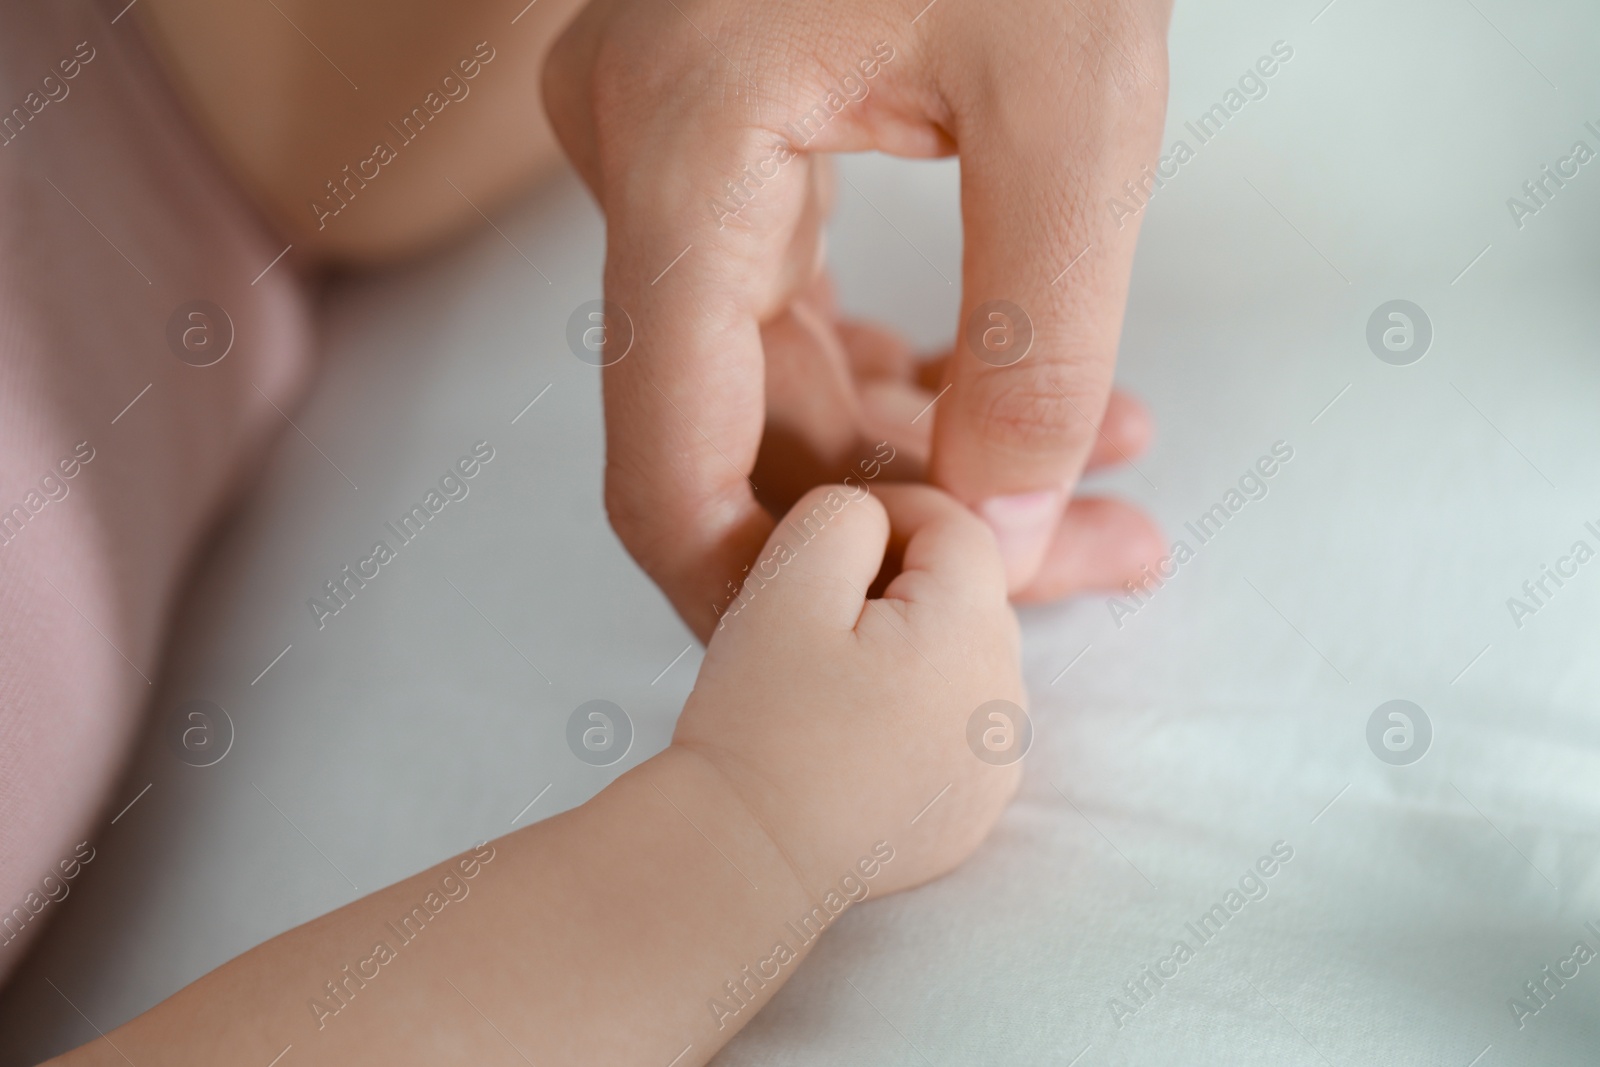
left=5, top=0, right=1600, bottom=1063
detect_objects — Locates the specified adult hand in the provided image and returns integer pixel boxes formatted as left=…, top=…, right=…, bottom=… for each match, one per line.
left=752, top=269, right=1164, bottom=605
left=544, top=0, right=1172, bottom=639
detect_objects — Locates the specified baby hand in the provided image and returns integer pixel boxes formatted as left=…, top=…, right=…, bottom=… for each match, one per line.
left=672, top=483, right=1026, bottom=900
left=48, top=484, right=1027, bottom=1066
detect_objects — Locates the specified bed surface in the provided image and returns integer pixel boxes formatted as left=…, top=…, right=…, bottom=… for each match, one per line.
left=5, top=1, right=1600, bottom=1062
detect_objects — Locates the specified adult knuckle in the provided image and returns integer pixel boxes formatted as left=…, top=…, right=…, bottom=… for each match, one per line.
left=603, top=451, right=691, bottom=574
left=602, top=467, right=654, bottom=555
left=587, top=34, right=649, bottom=122
left=970, top=367, right=1097, bottom=459
left=1053, top=2, right=1170, bottom=116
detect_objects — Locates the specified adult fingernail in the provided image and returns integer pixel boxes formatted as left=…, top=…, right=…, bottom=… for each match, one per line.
left=977, top=488, right=1066, bottom=589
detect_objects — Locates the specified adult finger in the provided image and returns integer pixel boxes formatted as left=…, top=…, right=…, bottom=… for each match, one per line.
left=837, top=318, right=915, bottom=382
left=1086, top=390, right=1154, bottom=471
left=1015, top=496, right=1166, bottom=602
left=576, top=65, right=819, bottom=641
left=873, top=360, right=1156, bottom=477
left=540, top=0, right=610, bottom=192
left=928, top=1, right=1170, bottom=590
left=752, top=298, right=869, bottom=514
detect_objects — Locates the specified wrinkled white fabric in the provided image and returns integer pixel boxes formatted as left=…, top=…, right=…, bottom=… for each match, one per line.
left=3, top=2, right=1598, bottom=1064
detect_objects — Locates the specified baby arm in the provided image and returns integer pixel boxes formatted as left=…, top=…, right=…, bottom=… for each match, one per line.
left=47, top=484, right=1024, bottom=1065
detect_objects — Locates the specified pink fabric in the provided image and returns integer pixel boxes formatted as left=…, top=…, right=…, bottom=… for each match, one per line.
left=0, top=0, right=312, bottom=979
